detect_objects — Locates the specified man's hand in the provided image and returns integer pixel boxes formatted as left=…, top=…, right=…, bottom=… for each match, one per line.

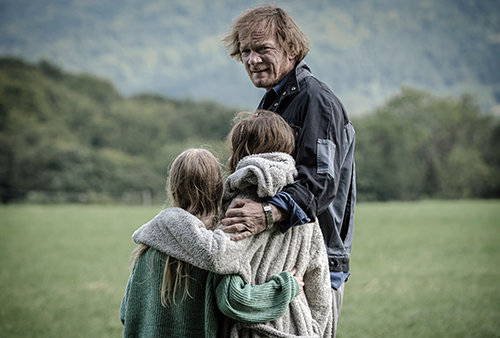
left=220, top=199, right=266, bottom=241
left=221, top=198, right=290, bottom=241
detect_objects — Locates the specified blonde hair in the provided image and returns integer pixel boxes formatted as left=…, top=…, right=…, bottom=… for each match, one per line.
left=168, top=148, right=223, bottom=228
left=130, top=148, right=223, bottom=306
left=228, top=110, right=296, bottom=173
left=222, top=4, right=310, bottom=64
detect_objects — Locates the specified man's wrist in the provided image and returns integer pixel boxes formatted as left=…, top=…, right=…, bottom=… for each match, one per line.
left=269, top=203, right=290, bottom=223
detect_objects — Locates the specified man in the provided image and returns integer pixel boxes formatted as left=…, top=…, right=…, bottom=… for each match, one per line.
left=220, top=5, right=356, bottom=337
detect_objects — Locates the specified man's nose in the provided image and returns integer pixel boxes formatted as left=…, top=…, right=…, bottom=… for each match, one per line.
left=248, top=51, right=262, bottom=65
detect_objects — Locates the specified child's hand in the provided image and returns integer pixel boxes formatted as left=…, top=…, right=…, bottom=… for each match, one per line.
left=290, top=268, right=304, bottom=294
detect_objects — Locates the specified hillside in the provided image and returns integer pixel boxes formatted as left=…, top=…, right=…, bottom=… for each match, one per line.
left=0, top=0, right=499, bottom=115
left=1, top=57, right=499, bottom=203
left=0, top=57, right=236, bottom=203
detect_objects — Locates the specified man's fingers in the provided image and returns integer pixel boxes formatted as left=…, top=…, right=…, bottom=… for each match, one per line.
left=224, top=199, right=260, bottom=218
left=230, top=231, right=252, bottom=241
left=220, top=199, right=265, bottom=240
left=231, top=198, right=247, bottom=208
left=220, top=215, right=247, bottom=226
left=224, top=207, right=246, bottom=219
left=290, top=268, right=297, bottom=276
left=221, top=224, right=245, bottom=233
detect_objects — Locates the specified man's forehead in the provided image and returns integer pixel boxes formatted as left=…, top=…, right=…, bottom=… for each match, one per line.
left=239, top=30, right=276, bottom=46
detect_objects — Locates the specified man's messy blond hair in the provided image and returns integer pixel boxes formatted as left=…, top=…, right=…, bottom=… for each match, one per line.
left=222, top=4, right=310, bottom=64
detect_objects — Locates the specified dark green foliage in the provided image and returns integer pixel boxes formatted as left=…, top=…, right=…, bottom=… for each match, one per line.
left=354, top=87, right=500, bottom=201
left=482, top=123, right=500, bottom=198
left=0, top=57, right=236, bottom=203
left=1, top=57, right=498, bottom=203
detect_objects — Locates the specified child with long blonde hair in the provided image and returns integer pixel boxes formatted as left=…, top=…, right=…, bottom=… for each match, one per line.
left=129, top=148, right=222, bottom=306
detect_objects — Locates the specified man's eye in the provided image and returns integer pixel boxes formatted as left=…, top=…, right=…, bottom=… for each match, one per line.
left=241, top=49, right=250, bottom=55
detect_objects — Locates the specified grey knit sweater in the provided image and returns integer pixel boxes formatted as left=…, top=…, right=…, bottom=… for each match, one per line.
left=133, top=153, right=333, bottom=338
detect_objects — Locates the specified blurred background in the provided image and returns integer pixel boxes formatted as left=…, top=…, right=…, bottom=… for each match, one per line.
left=0, top=1, right=499, bottom=337
left=0, top=0, right=499, bottom=205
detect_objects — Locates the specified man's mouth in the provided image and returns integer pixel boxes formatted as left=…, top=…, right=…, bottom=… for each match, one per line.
left=251, top=68, right=267, bottom=74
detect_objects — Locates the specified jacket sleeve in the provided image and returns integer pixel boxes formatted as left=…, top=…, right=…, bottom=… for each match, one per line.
left=213, top=271, right=299, bottom=323
left=282, top=83, right=350, bottom=230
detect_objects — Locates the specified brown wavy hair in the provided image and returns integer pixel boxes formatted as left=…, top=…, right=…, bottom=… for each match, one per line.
left=227, top=110, right=296, bottom=173
left=131, top=148, right=223, bottom=306
left=222, top=4, right=310, bottom=64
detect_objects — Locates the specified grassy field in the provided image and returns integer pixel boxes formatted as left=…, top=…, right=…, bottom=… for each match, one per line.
left=0, top=200, right=499, bottom=337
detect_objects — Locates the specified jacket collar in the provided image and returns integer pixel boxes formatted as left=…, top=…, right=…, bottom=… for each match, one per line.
left=258, top=61, right=313, bottom=111
left=281, top=61, right=312, bottom=99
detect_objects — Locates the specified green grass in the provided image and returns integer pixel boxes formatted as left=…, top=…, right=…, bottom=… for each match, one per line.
left=0, top=200, right=499, bottom=337
left=337, top=200, right=500, bottom=338
left=0, top=205, right=160, bottom=338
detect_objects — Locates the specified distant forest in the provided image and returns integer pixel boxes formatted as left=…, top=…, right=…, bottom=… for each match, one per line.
left=1, top=57, right=499, bottom=204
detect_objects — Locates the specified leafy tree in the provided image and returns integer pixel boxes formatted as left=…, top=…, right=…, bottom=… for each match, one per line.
left=354, top=86, right=497, bottom=201
left=0, top=57, right=236, bottom=203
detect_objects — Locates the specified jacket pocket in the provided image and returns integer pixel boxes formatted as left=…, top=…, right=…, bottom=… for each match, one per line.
left=317, top=139, right=336, bottom=178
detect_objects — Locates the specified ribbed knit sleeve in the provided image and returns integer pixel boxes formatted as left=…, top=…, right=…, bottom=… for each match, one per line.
left=213, top=271, right=299, bottom=323
left=120, top=248, right=213, bottom=337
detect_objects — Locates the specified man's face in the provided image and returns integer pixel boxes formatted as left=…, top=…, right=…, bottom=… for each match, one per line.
left=239, top=32, right=296, bottom=91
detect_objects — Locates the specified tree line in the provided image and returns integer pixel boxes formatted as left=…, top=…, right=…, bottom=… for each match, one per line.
left=0, top=57, right=498, bottom=204
left=353, top=86, right=500, bottom=200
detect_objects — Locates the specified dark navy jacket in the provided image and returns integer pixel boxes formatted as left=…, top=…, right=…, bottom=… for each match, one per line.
left=259, top=61, right=356, bottom=274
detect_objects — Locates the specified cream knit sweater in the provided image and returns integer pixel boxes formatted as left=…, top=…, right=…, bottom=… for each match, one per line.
left=133, top=153, right=333, bottom=338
